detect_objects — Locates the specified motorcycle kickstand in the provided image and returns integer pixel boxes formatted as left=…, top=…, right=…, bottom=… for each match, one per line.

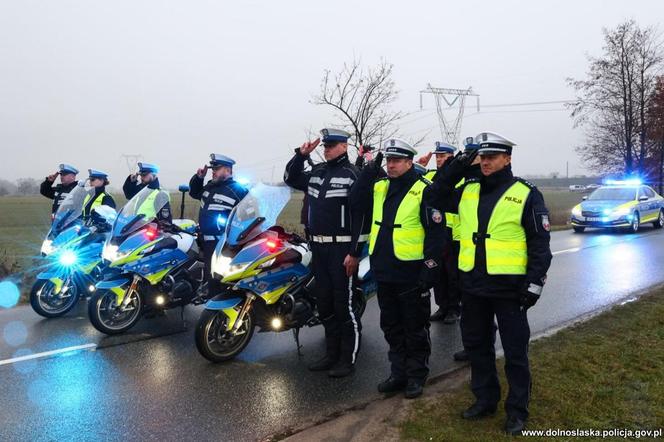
left=292, top=327, right=303, bottom=357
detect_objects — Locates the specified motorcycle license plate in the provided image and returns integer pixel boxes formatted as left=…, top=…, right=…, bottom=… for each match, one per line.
left=587, top=217, right=601, bottom=222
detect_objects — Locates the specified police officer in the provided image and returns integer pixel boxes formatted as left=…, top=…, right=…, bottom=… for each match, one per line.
left=123, top=162, right=172, bottom=222
left=432, top=132, right=552, bottom=435
left=123, top=162, right=161, bottom=200
left=284, top=128, right=363, bottom=378
left=189, top=154, right=248, bottom=296
left=352, top=139, right=444, bottom=399
left=40, top=164, right=79, bottom=218
left=82, top=169, right=116, bottom=218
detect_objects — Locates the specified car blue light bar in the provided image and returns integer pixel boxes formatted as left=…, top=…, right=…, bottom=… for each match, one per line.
left=604, top=178, right=642, bottom=186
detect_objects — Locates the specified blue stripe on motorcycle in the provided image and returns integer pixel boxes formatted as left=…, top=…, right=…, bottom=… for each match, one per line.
left=205, top=297, right=242, bottom=311
left=96, top=278, right=130, bottom=289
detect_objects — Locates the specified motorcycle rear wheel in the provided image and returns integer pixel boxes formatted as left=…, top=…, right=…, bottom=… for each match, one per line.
left=195, top=308, right=255, bottom=362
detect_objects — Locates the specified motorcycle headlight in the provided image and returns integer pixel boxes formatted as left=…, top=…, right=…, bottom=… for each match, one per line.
left=571, top=205, right=582, bottom=217
left=59, top=250, right=78, bottom=266
left=41, top=240, right=56, bottom=256
left=102, top=244, right=129, bottom=263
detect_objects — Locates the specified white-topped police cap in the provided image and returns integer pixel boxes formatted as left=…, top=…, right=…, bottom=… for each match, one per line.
left=137, top=162, right=159, bottom=174
left=382, top=139, right=417, bottom=158
left=433, top=141, right=456, bottom=154
left=320, top=128, right=351, bottom=144
left=58, top=164, right=79, bottom=175
left=209, top=154, right=236, bottom=168
left=475, top=132, right=517, bottom=155
left=88, top=169, right=108, bottom=180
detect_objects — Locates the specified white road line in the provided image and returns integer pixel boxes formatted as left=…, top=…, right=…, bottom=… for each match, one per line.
left=552, top=247, right=581, bottom=255
left=0, top=343, right=97, bottom=366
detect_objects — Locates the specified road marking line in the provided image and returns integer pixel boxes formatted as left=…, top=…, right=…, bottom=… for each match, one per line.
left=0, top=343, right=97, bottom=366
left=552, top=247, right=581, bottom=255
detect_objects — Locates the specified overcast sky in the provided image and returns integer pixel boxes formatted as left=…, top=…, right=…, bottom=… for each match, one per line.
left=1, top=0, right=663, bottom=189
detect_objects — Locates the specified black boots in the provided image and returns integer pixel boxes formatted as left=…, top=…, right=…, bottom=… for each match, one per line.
left=462, top=402, right=497, bottom=420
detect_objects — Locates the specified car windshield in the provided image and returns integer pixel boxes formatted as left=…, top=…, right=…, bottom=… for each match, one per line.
left=225, top=183, right=291, bottom=246
left=50, top=183, right=95, bottom=234
left=112, top=187, right=170, bottom=237
left=587, top=187, right=637, bottom=201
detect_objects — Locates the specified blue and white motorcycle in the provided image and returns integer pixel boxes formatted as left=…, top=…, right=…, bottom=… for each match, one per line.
left=31, top=183, right=116, bottom=318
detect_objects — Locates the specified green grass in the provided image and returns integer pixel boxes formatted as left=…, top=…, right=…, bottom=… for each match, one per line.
left=400, top=289, right=664, bottom=441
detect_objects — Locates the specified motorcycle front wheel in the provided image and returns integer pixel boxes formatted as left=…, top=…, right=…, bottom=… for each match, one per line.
left=88, top=289, right=142, bottom=335
left=195, top=308, right=255, bottom=362
left=30, top=279, right=80, bottom=318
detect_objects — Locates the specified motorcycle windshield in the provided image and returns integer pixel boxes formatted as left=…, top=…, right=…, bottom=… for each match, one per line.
left=112, top=187, right=170, bottom=238
left=49, top=184, right=95, bottom=236
left=226, top=183, right=291, bottom=247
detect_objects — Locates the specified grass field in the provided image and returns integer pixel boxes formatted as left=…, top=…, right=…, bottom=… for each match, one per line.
left=0, top=189, right=579, bottom=301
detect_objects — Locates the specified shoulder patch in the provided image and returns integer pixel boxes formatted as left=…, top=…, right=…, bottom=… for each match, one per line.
left=515, top=177, right=536, bottom=190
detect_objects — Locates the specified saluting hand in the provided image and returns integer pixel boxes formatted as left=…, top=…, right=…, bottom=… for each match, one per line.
left=299, top=138, right=320, bottom=156
left=197, top=165, right=208, bottom=178
left=47, top=172, right=58, bottom=182
left=416, top=152, right=433, bottom=167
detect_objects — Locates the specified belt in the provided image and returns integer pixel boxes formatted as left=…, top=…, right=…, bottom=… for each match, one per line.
left=310, top=234, right=369, bottom=244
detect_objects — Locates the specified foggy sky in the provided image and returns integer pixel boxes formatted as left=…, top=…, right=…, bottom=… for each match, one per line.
left=1, top=0, right=663, bottom=189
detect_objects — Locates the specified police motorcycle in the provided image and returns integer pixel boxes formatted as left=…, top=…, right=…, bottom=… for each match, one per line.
left=31, top=183, right=117, bottom=318
left=195, top=183, right=376, bottom=362
left=88, top=185, right=207, bottom=335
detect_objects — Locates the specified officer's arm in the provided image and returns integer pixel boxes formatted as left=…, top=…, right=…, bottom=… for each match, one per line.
left=349, top=166, right=377, bottom=257
left=39, top=179, right=56, bottom=199
left=283, top=150, right=310, bottom=192
left=421, top=186, right=446, bottom=263
left=188, top=174, right=204, bottom=200
left=522, top=188, right=553, bottom=293
left=102, top=194, right=116, bottom=209
left=122, top=175, right=138, bottom=199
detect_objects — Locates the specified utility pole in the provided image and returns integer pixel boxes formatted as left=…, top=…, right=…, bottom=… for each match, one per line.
left=120, top=154, right=143, bottom=173
left=420, top=84, right=479, bottom=147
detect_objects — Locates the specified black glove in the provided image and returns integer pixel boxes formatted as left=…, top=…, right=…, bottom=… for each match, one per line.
left=519, top=283, right=542, bottom=309
left=418, top=259, right=440, bottom=291
left=373, top=152, right=384, bottom=172
left=440, top=150, right=478, bottom=186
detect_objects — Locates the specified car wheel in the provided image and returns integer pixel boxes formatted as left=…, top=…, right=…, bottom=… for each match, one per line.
left=653, top=209, right=664, bottom=229
left=629, top=212, right=640, bottom=234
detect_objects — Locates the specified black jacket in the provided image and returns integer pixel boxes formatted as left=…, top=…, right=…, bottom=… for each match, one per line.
left=40, top=179, right=79, bottom=214
left=351, top=166, right=445, bottom=284
left=284, top=151, right=363, bottom=248
left=188, top=175, right=248, bottom=236
left=123, top=176, right=163, bottom=200
left=433, top=165, right=552, bottom=298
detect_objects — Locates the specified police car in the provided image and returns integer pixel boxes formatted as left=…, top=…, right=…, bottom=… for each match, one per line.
left=570, top=180, right=664, bottom=233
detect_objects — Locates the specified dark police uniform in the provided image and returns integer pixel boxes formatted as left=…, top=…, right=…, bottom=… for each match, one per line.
left=432, top=132, right=552, bottom=434
left=122, top=163, right=172, bottom=222
left=352, top=139, right=444, bottom=399
left=189, top=154, right=248, bottom=295
left=82, top=169, right=116, bottom=218
left=40, top=164, right=79, bottom=217
left=284, top=128, right=363, bottom=377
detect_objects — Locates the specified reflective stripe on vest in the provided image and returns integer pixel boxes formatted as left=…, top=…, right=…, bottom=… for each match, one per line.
left=368, top=178, right=427, bottom=261
left=82, top=192, right=106, bottom=217
left=458, top=181, right=530, bottom=275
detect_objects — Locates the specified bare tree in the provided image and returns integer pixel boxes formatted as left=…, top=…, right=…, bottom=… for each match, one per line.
left=568, top=20, right=663, bottom=176
left=16, top=178, right=40, bottom=195
left=313, top=58, right=404, bottom=155
left=648, top=76, right=664, bottom=193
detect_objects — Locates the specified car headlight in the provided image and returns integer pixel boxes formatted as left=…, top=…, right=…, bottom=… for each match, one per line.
left=612, top=207, right=631, bottom=217
left=102, top=244, right=129, bottom=263
left=41, top=239, right=56, bottom=256
left=571, top=206, right=582, bottom=217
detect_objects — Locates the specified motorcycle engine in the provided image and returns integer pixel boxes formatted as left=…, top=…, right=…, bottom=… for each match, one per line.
left=279, top=295, right=313, bottom=327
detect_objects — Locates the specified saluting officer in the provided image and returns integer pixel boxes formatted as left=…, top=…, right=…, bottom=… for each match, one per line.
left=432, top=132, right=552, bottom=435
left=284, top=128, right=363, bottom=378
left=189, top=154, right=248, bottom=295
left=40, top=164, right=79, bottom=219
left=352, top=139, right=444, bottom=399
left=82, top=169, right=116, bottom=218
left=123, top=162, right=162, bottom=200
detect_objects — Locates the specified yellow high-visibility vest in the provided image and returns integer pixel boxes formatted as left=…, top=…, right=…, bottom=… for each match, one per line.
left=368, top=178, right=428, bottom=261
left=458, top=180, right=530, bottom=275
left=82, top=192, right=107, bottom=217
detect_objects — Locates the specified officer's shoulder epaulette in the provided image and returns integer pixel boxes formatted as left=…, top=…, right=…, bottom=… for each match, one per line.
left=515, top=176, right=538, bottom=190
left=418, top=175, right=432, bottom=186
left=465, top=177, right=481, bottom=184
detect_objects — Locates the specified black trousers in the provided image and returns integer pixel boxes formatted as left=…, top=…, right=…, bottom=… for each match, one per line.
left=432, top=240, right=460, bottom=314
left=461, top=292, right=531, bottom=420
left=311, top=242, right=362, bottom=365
left=377, top=282, right=431, bottom=382
left=202, top=239, right=222, bottom=297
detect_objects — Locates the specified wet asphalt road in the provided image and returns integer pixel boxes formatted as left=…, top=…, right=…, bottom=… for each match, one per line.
left=2, top=227, right=664, bottom=441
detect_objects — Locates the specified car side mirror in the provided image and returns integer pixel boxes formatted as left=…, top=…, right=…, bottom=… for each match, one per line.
left=639, top=195, right=648, bottom=201
left=178, top=184, right=190, bottom=193
left=582, top=196, right=588, bottom=201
